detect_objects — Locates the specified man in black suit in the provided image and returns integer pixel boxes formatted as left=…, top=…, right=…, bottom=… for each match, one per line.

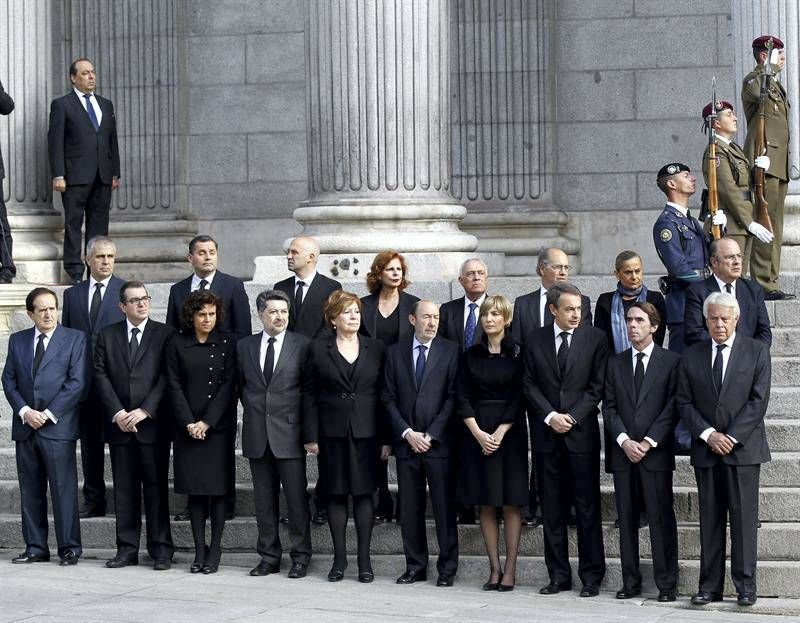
left=603, top=302, right=680, bottom=602
left=384, top=300, right=460, bottom=587
left=166, top=234, right=251, bottom=521
left=684, top=238, right=771, bottom=347
left=0, top=79, right=15, bottom=283
left=523, top=283, right=608, bottom=597
left=94, top=281, right=175, bottom=570
left=48, top=58, right=120, bottom=283
left=678, top=291, right=771, bottom=607
left=238, top=290, right=313, bottom=579
left=61, top=235, right=125, bottom=518
left=274, top=235, right=341, bottom=524
left=3, top=288, right=88, bottom=565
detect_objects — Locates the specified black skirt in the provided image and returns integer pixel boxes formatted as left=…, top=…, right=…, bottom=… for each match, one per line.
left=173, top=428, right=234, bottom=496
left=318, top=432, right=378, bottom=496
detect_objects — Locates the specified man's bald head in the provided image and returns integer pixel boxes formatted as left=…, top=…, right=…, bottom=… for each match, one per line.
left=287, top=236, right=320, bottom=278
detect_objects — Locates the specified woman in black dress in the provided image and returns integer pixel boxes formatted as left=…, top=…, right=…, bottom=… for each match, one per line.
left=359, top=251, right=419, bottom=523
left=164, top=290, right=237, bottom=574
left=304, top=290, right=389, bottom=583
left=456, top=295, right=527, bottom=591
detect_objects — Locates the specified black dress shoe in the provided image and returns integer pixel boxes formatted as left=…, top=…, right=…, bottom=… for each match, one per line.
left=201, top=563, right=218, bottom=574
left=483, top=572, right=502, bottom=591
left=190, top=562, right=204, bottom=574
left=373, top=511, right=390, bottom=524
left=615, top=587, right=642, bottom=599
left=153, top=558, right=171, bottom=571
left=288, top=562, right=307, bottom=579
left=173, top=509, right=190, bottom=521
left=359, top=570, right=375, bottom=583
left=396, top=569, right=427, bottom=584
left=106, top=554, right=138, bottom=568
left=691, top=591, right=723, bottom=605
left=59, top=551, right=79, bottom=566
left=658, top=590, right=677, bottom=602
left=737, top=593, right=757, bottom=606
left=437, top=574, right=454, bottom=587
left=580, top=585, right=599, bottom=597
left=79, top=506, right=105, bottom=519
left=539, top=581, right=571, bottom=595
left=327, top=566, right=345, bottom=582
left=12, top=552, right=49, bottom=564
left=522, top=514, right=543, bottom=528
left=498, top=581, right=515, bottom=592
left=311, top=510, right=328, bottom=525
left=250, top=561, right=280, bottom=576
left=764, top=290, right=796, bottom=301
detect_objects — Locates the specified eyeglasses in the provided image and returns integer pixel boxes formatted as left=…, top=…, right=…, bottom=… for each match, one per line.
left=548, top=264, right=572, bottom=272
left=125, top=296, right=151, bottom=306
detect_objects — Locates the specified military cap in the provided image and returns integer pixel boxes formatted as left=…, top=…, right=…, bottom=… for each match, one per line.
left=752, top=35, right=784, bottom=50
left=702, top=100, right=734, bottom=119
left=657, top=163, right=690, bottom=181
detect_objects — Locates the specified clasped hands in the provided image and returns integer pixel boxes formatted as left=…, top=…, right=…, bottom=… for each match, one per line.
left=621, top=438, right=652, bottom=463
left=474, top=428, right=506, bottom=456
left=115, top=408, right=149, bottom=432
left=23, top=409, right=49, bottom=430
left=549, top=412, right=575, bottom=434
left=405, top=430, right=432, bottom=454
left=186, top=420, right=210, bottom=440
left=707, top=431, right=735, bottom=456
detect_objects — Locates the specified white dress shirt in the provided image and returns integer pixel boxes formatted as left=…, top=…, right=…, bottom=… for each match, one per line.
left=615, top=341, right=659, bottom=448
left=191, top=271, right=216, bottom=291
left=463, top=293, right=487, bottom=329
left=544, top=324, right=575, bottom=425
left=19, top=328, right=58, bottom=424
left=700, top=333, right=737, bottom=445
left=113, top=318, right=150, bottom=422
left=87, top=275, right=111, bottom=314
left=260, top=329, right=286, bottom=373
left=75, top=87, right=103, bottom=125
left=714, top=274, right=736, bottom=296
left=401, top=336, right=434, bottom=439
left=539, top=286, right=549, bottom=326
left=293, top=271, right=317, bottom=303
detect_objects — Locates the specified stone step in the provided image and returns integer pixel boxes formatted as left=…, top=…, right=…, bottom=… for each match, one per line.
left=2, top=514, right=798, bottom=562
left=771, top=327, right=800, bottom=357
left=769, top=357, right=800, bottom=387
left=0, top=481, right=796, bottom=523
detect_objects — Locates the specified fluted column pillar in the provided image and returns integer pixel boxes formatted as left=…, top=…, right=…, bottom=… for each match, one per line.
left=732, top=1, right=800, bottom=272
left=295, top=0, right=476, bottom=254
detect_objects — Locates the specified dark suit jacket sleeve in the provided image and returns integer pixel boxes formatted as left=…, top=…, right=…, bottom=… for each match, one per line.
left=47, top=98, right=66, bottom=179
left=522, top=341, right=557, bottom=419
left=581, top=295, right=593, bottom=327
left=164, top=336, right=195, bottom=428
left=455, top=353, right=478, bottom=421
left=602, top=360, right=626, bottom=440
left=752, top=286, right=772, bottom=346
left=0, top=80, right=13, bottom=115
left=510, top=298, right=526, bottom=344
left=425, top=349, right=458, bottom=442
left=44, top=331, right=89, bottom=417
left=61, top=288, right=73, bottom=327
left=165, top=287, right=179, bottom=330
left=683, top=283, right=707, bottom=346
left=676, top=354, right=710, bottom=439
left=593, top=293, right=611, bottom=344
left=229, top=277, right=252, bottom=338
left=1, top=334, right=26, bottom=414
left=382, top=349, right=409, bottom=441
left=200, top=339, right=237, bottom=429
left=652, top=293, right=668, bottom=347
left=93, top=329, right=125, bottom=419
left=302, top=350, right=319, bottom=443
left=568, top=335, right=607, bottom=426
left=108, top=100, right=120, bottom=178
left=726, top=342, right=771, bottom=447
left=643, top=361, right=678, bottom=445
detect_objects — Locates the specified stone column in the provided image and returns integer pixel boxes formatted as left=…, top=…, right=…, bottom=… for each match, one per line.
left=1, top=0, right=63, bottom=283
left=732, top=0, right=800, bottom=272
left=295, top=0, right=476, bottom=255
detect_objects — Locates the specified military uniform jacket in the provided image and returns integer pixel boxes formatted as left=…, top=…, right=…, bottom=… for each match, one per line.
left=702, top=138, right=755, bottom=236
left=652, top=204, right=708, bottom=324
left=742, top=65, right=790, bottom=181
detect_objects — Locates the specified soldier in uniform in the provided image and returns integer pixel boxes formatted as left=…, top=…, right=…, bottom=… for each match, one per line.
left=701, top=100, right=773, bottom=273
left=742, top=35, right=794, bottom=300
left=652, top=163, right=726, bottom=353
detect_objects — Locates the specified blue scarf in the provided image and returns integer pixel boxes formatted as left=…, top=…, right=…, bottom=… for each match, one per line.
left=611, top=282, right=648, bottom=354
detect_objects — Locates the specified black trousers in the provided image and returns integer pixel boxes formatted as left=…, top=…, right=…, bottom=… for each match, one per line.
left=0, top=191, right=15, bottom=277
left=397, top=454, right=458, bottom=576
left=250, top=445, right=311, bottom=567
left=78, top=393, right=106, bottom=512
left=16, top=435, right=81, bottom=558
left=695, top=463, right=761, bottom=595
left=61, top=173, right=111, bottom=276
left=613, top=465, right=678, bottom=592
left=109, top=439, right=174, bottom=560
left=537, top=442, right=605, bottom=588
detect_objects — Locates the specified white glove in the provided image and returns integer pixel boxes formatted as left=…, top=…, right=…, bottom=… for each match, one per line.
left=748, top=221, right=775, bottom=243
left=711, top=210, right=727, bottom=229
left=755, top=155, right=771, bottom=170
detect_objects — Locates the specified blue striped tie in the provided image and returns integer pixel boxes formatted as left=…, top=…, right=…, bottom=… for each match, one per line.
left=84, top=93, right=99, bottom=131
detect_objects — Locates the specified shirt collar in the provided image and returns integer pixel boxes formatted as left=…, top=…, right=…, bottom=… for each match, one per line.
left=126, top=317, right=148, bottom=334
left=262, top=329, right=286, bottom=346
left=713, top=274, right=736, bottom=292
left=192, top=271, right=216, bottom=289
left=717, top=135, right=732, bottom=145
left=89, top=275, right=112, bottom=290
left=74, top=87, right=94, bottom=100
left=715, top=332, right=736, bottom=350
left=295, top=271, right=317, bottom=288
left=464, top=293, right=486, bottom=310
left=666, top=201, right=688, bottom=217
left=632, top=340, right=655, bottom=360
left=413, top=334, right=433, bottom=350
left=35, top=327, right=57, bottom=341
left=552, top=322, right=574, bottom=340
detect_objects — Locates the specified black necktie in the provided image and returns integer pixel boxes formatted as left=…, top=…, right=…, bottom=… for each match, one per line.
left=263, top=337, right=276, bottom=387
left=725, top=283, right=732, bottom=294
left=89, top=282, right=102, bottom=328
left=32, top=334, right=46, bottom=378
left=129, top=327, right=140, bottom=364
left=557, top=331, right=569, bottom=376
left=293, top=281, right=305, bottom=319
left=415, top=344, right=427, bottom=387
left=634, top=352, right=645, bottom=401
left=84, top=93, right=99, bottom=131
left=198, top=279, right=209, bottom=290
left=713, top=343, right=727, bottom=393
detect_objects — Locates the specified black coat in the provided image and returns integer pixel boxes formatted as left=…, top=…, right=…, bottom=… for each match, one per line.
left=511, top=288, right=592, bottom=345
left=274, top=273, right=341, bottom=339
left=594, top=290, right=667, bottom=352
left=0, top=79, right=14, bottom=179
left=359, top=291, right=420, bottom=343
left=437, top=296, right=485, bottom=351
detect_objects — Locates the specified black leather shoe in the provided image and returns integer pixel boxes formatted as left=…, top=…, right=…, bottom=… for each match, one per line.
left=373, top=511, right=390, bottom=524
left=437, top=574, right=454, bottom=587
left=288, top=562, right=307, bottom=579
left=153, top=558, right=171, bottom=571
left=483, top=572, right=502, bottom=591
left=105, top=554, right=138, bottom=568
left=737, top=593, right=757, bottom=606
left=539, top=581, right=571, bottom=595
left=691, top=591, right=723, bottom=605
left=201, top=563, right=218, bottom=574
left=396, top=570, right=427, bottom=584
left=580, top=585, right=599, bottom=597
left=658, top=590, right=677, bottom=602
left=497, top=581, right=515, bottom=592
left=173, top=509, right=190, bottom=521
left=12, top=552, right=49, bottom=564
left=522, top=514, right=543, bottom=528
left=190, top=562, right=204, bottom=574
left=312, top=510, right=328, bottom=525
left=250, top=561, right=280, bottom=576
left=359, top=570, right=375, bottom=583
left=79, top=506, right=105, bottom=519
left=764, top=290, right=796, bottom=301
left=615, top=587, right=642, bottom=599
left=327, top=566, right=345, bottom=582
left=59, top=551, right=79, bottom=566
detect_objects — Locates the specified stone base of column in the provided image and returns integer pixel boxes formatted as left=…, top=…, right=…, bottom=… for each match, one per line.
left=0, top=283, right=33, bottom=334
left=778, top=194, right=800, bottom=274
left=292, top=203, right=478, bottom=254
left=460, top=209, right=580, bottom=276
left=7, top=211, right=64, bottom=284
left=109, top=217, right=199, bottom=282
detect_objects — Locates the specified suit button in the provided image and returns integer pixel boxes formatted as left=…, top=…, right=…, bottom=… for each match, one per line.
left=209, top=381, right=213, bottom=385
left=340, top=393, right=347, bottom=399
left=211, top=354, right=214, bottom=358
left=207, top=395, right=212, bottom=398
left=209, top=367, right=213, bottom=370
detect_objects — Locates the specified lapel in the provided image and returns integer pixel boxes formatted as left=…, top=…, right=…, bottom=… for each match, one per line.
left=619, top=348, right=637, bottom=407
left=636, top=346, right=664, bottom=407
left=400, top=337, right=418, bottom=390
left=297, top=276, right=322, bottom=322
left=75, top=281, right=92, bottom=327
left=563, top=326, right=582, bottom=378
left=719, top=337, right=742, bottom=396
left=36, top=326, right=67, bottom=376
left=532, top=290, right=542, bottom=328
left=453, top=299, right=466, bottom=346
left=248, top=334, right=265, bottom=385
left=418, top=337, right=442, bottom=390
left=97, top=280, right=120, bottom=328
left=540, top=327, right=560, bottom=380
left=273, top=332, right=298, bottom=380
left=325, top=337, right=355, bottom=391
left=130, top=320, right=156, bottom=368
left=18, top=328, right=35, bottom=383
left=700, top=340, right=717, bottom=395
left=69, top=90, right=97, bottom=133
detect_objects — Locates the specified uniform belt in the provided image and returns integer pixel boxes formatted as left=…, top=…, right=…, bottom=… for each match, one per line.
left=742, top=190, right=752, bottom=202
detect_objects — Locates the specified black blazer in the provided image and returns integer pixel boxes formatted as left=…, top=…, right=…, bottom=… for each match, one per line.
left=274, top=273, right=341, bottom=339
left=359, top=291, right=420, bottom=343
left=382, top=335, right=460, bottom=458
left=594, top=290, right=667, bottom=351
left=62, top=276, right=126, bottom=345
left=304, top=335, right=386, bottom=441
left=93, top=319, right=175, bottom=445
left=677, top=336, right=771, bottom=467
left=237, top=330, right=313, bottom=460
left=603, top=345, right=680, bottom=472
left=47, top=90, right=120, bottom=185
left=437, top=296, right=485, bottom=351
left=522, top=324, right=608, bottom=454
left=684, top=276, right=772, bottom=347
left=0, top=79, right=13, bottom=179
left=511, top=288, right=592, bottom=345
left=166, top=271, right=252, bottom=339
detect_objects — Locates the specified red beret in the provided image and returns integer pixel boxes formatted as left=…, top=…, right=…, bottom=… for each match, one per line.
left=752, top=35, right=784, bottom=49
left=702, top=100, right=734, bottom=119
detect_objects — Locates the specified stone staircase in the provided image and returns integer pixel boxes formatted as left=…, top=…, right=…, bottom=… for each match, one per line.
left=0, top=275, right=798, bottom=596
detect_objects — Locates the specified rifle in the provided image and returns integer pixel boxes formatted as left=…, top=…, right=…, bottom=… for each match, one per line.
left=753, top=38, right=775, bottom=233
left=705, top=77, right=721, bottom=240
